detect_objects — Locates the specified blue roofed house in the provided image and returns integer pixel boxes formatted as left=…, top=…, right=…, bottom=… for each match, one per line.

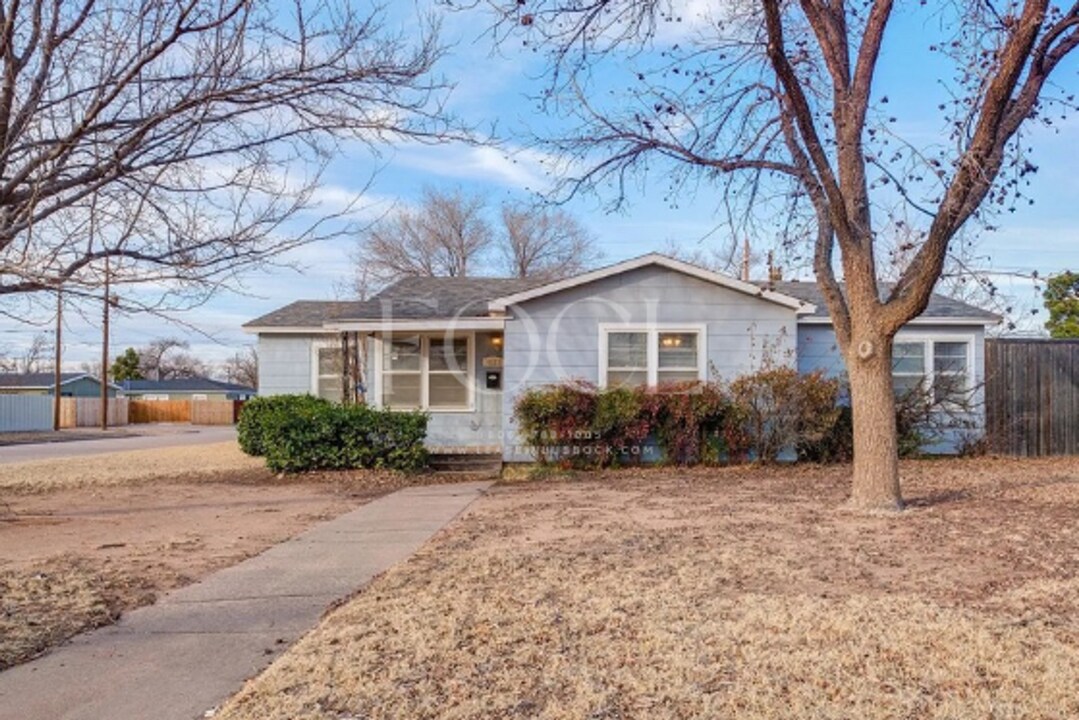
left=119, top=377, right=257, bottom=401
left=244, top=253, right=999, bottom=462
left=0, top=372, right=120, bottom=397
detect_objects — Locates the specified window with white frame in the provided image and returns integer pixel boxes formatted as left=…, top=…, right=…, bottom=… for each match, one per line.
left=380, top=334, right=472, bottom=411
left=657, top=332, right=702, bottom=384
left=313, top=342, right=344, bottom=402
left=601, top=326, right=706, bottom=388
left=891, top=338, right=971, bottom=404
left=606, top=331, right=648, bottom=387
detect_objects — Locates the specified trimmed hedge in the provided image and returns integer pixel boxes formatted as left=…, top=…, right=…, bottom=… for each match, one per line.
left=238, top=395, right=428, bottom=473
left=238, top=395, right=331, bottom=456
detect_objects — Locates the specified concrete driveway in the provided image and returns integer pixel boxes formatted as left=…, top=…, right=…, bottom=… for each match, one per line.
left=0, top=425, right=238, bottom=465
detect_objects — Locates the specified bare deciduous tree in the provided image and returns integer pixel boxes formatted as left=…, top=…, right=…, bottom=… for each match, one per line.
left=0, top=333, right=51, bottom=374
left=137, top=338, right=207, bottom=381
left=659, top=239, right=742, bottom=276
left=221, top=347, right=259, bottom=389
left=493, top=0, right=1079, bottom=509
left=353, top=187, right=494, bottom=286
left=500, top=202, right=601, bottom=280
left=353, top=189, right=601, bottom=289
left=0, top=0, right=451, bottom=302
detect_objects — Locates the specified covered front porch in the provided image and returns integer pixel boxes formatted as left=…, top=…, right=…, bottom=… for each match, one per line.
left=325, top=318, right=506, bottom=454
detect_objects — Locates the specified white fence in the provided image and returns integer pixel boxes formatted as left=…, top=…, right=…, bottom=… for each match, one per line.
left=0, top=395, right=53, bottom=432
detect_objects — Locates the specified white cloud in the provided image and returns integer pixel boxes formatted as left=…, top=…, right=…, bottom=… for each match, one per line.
left=393, top=142, right=557, bottom=191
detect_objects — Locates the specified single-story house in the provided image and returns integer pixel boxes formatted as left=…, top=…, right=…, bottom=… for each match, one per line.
left=244, top=253, right=999, bottom=460
left=0, top=372, right=120, bottom=398
left=120, top=378, right=257, bottom=401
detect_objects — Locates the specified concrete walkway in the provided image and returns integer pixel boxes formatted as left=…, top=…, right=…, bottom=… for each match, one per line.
left=0, top=481, right=492, bottom=720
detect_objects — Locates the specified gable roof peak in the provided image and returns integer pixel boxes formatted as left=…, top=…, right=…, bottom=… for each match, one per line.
left=487, top=252, right=817, bottom=313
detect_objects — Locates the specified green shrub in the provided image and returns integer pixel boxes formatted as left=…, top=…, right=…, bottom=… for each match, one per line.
left=237, top=394, right=330, bottom=456
left=593, top=386, right=652, bottom=464
left=253, top=399, right=428, bottom=473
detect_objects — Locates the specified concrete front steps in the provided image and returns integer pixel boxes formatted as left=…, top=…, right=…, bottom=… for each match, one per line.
left=427, top=448, right=503, bottom=475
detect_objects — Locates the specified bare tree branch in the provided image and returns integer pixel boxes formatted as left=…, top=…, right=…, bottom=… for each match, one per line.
left=0, top=0, right=456, bottom=302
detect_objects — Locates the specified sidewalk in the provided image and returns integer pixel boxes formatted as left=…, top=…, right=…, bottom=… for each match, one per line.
left=0, top=480, right=492, bottom=720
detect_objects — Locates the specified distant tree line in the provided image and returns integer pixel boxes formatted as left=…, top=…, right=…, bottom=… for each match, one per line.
left=350, top=187, right=604, bottom=297
left=109, top=340, right=257, bottom=388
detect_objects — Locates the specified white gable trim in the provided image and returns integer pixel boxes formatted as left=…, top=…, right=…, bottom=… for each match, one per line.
left=797, top=315, right=999, bottom=326
left=487, top=253, right=816, bottom=314
left=243, top=326, right=337, bottom=335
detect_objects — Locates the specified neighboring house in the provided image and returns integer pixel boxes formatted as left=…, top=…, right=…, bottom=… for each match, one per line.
left=120, top=378, right=257, bottom=401
left=0, top=372, right=119, bottom=398
left=244, top=253, right=999, bottom=459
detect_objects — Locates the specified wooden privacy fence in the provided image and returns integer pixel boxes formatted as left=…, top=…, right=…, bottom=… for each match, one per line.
left=128, top=399, right=241, bottom=425
left=58, top=398, right=130, bottom=428
left=190, top=399, right=242, bottom=425
left=129, top=399, right=191, bottom=423
left=985, top=339, right=1079, bottom=456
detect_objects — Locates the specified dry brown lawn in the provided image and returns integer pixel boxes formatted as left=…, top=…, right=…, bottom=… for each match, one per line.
left=216, top=456, right=1079, bottom=720
left=0, top=444, right=466, bottom=670
left=0, top=441, right=263, bottom=493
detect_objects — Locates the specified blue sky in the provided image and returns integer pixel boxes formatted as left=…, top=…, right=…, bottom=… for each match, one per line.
left=3, top=1, right=1076, bottom=369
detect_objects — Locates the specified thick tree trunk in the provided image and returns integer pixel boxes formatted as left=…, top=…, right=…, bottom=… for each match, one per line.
left=846, top=335, right=903, bottom=511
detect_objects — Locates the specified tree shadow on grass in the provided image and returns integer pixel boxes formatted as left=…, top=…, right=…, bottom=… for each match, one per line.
left=903, top=487, right=974, bottom=509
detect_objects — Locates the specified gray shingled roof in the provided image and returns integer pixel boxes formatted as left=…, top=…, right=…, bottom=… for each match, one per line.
left=246, top=271, right=998, bottom=329
left=242, top=300, right=370, bottom=329
left=121, top=378, right=255, bottom=393
left=244, top=277, right=542, bottom=328
left=758, top=281, right=1000, bottom=321
left=0, top=372, right=95, bottom=388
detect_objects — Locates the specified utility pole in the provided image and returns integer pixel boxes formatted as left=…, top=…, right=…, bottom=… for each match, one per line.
left=52, top=286, right=63, bottom=431
left=740, top=237, right=751, bottom=282
left=100, top=258, right=111, bottom=430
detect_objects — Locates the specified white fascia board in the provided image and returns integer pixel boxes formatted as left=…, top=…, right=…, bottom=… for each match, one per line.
left=487, top=252, right=816, bottom=314
left=242, top=326, right=338, bottom=335
left=797, top=315, right=1000, bottom=326
left=325, top=317, right=506, bottom=333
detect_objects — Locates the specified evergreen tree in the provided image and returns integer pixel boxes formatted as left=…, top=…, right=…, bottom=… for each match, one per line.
left=110, top=348, right=143, bottom=382
left=1044, top=271, right=1079, bottom=339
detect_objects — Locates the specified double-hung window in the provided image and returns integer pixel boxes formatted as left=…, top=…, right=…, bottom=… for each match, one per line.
left=601, top=325, right=706, bottom=388
left=380, top=334, right=472, bottom=411
left=891, top=338, right=972, bottom=405
left=312, top=341, right=344, bottom=402
left=606, top=331, right=649, bottom=387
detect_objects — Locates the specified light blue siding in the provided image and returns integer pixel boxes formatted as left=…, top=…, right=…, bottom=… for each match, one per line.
left=501, top=265, right=801, bottom=460
left=796, top=323, right=987, bottom=454
left=257, top=332, right=502, bottom=450
left=425, top=331, right=503, bottom=451
left=257, top=334, right=328, bottom=395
